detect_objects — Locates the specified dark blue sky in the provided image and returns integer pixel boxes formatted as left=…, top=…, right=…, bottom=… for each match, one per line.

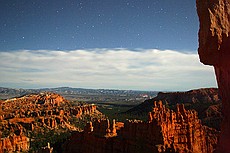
left=0, top=0, right=198, bottom=51
left=0, top=0, right=217, bottom=90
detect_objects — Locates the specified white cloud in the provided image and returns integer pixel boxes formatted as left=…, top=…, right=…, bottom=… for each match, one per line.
left=0, top=49, right=217, bottom=91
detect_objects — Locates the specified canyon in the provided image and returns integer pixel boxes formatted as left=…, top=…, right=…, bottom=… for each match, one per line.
left=125, top=88, right=222, bottom=130
left=0, top=92, right=103, bottom=153
left=63, top=101, right=219, bottom=153
left=1, top=0, right=229, bottom=152
left=0, top=90, right=220, bottom=153
left=196, top=0, right=230, bottom=152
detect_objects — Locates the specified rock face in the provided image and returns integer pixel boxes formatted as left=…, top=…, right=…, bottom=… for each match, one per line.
left=0, top=92, right=102, bottom=152
left=0, top=133, right=29, bottom=153
left=63, top=101, right=218, bottom=153
left=125, top=88, right=222, bottom=130
left=197, top=0, right=230, bottom=66
left=196, top=0, right=230, bottom=152
left=126, top=88, right=220, bottom=113
left=0, top=92, right=98, bottom=125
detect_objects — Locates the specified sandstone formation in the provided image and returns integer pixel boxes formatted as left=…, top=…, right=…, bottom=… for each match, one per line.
left=125, top=88, right=222, bottom=130
left=63, top=101, right=219, bottom=153
left=196, top=0, right=230, bottom=152
left=0, top=133, right=29, bottom=153
left=0, top=92, right=103, bottom=152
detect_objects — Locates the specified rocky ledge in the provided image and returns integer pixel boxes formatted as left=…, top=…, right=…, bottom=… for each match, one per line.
left=125, top=88, right=222, bottom=130
left=0, top=92, right=103, bottom=153
left=197, top=0, right=230, bottom=152
left=63, top=101, right=219, bottom=153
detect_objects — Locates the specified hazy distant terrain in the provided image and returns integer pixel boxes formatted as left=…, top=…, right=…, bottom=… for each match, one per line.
left=0, top=87, right=158, bottom=101
left=1, top=87, right=221, bottom=129
left=124, top=88, right=222, bottom=130
left=0, top=87, right=221, bottom=152
left=0, top=87, right=158, bottom=121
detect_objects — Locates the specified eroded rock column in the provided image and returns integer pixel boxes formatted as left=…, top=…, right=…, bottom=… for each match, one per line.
left=196, top=0, right=230, bottom=152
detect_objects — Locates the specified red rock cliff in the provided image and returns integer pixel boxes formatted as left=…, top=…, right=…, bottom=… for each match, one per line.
left=0, top=93, right=103, bottom=152
left=196, top=0, right=230, bottom=152
left=0, top=133, right=29, bottom=153
left=63, top=101, right=218, bottom=153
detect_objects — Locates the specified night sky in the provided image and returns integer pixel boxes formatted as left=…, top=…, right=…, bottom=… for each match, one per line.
left=0, top=0, right=217, bottom=90
left=0, top=0, right=198, bottom=51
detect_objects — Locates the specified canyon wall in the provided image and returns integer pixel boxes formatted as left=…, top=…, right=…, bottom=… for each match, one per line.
left=0, top=93, right=101, bottom=152
left=63, top=101, right=218, bottom=153
left=196, top=0, right=230, bottom=152
left=125, top=88, right=222, bottom=130
left=0, top=133, right=29, bottom=153
left=0, top=93, right=97, bottom=128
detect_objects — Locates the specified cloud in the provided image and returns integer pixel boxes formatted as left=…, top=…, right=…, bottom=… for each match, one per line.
left=0, top=49, right=217, bottom=91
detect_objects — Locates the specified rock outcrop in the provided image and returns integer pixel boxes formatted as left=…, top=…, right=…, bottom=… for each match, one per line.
left=125, top=88, right=222, bottom=130
left=196, top=0, right=230, bottom=152
left=0, top=133, right=29, bottom=153
left=0, top=93, right=98, bottom=127
left=63, top=101, right=219, bottom=153
left=0, top=92, right=103, bottom=152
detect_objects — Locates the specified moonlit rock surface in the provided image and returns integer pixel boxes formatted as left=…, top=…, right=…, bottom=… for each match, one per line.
left=197, top=0, right=230, bottom=152
left=197, top=0, right=230, bottom=66
left=63, top=102, right=218, bottom=153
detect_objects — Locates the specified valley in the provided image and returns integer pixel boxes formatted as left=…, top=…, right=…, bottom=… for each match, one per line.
left=0, top=87, right=221, bottom=152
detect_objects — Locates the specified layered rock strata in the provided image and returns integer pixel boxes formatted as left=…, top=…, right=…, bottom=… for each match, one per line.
left=0, top=133, right=29, bottom=153
left=63, top=101, right=218, bottom=153
left=0, top=92, right=101, bottom=152
left=125, top=88, right=221, bottom=130
left=196, top=0, right=230, bottom=152
left=0, top=93, right=97, bottom=128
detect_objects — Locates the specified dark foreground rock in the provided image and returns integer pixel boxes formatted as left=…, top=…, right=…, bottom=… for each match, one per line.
left=197, top=0, right=230, bottom=152
left=63, top=101, right=219, bottom=153
left=125, top=88, right=222, bottom=130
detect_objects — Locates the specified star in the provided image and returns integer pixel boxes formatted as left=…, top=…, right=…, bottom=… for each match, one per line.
left=0, top=0, right=200, bottom=51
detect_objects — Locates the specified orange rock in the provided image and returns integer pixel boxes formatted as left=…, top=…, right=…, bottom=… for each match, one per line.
left=0, top=134, right=29, bottom=153
left=197, top=0, right=230, bottom=152
left=63, top=102, right=218, bottom=153
left=0, top=92, right=103, bottom=151
left=197, top=0, right=230, bottom=66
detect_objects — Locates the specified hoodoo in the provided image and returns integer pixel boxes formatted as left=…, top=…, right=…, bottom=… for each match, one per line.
left=63, top=102, right=218, bottom=153
left=196, top=0, right=230, bottom=152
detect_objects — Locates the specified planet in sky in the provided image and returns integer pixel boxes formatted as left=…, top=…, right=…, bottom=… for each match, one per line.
left=0, top=0, right=217, bottom=91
